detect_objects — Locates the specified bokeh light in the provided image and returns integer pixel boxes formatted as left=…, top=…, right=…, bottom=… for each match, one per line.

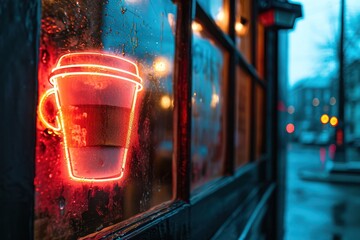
left=330, top=116, right=338, bottom=127
left=160, top=95, right=172, bottom=109
left=286, top=123, right=295, bottom=134
left=312, top=98, right=320, bottom=107
left=288, top=105, right=295, bottom=114
left=320, top=114, right=329, bottom=124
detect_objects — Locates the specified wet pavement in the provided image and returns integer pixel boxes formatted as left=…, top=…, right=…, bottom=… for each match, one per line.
left=284, top=143, right=360, bottom=240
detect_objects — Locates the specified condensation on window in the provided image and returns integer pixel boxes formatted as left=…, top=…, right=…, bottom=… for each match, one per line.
left=35, top=0, right=176, bottom=238
left=191, top=26, right=228, bottom=191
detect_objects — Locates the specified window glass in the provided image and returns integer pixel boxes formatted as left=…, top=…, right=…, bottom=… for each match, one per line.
left=35, top=0, right=176, bottom=238
left=191, top=24, right=228, bottom=190
left=235, top=67, right=252, bottom=167
left=255, top=85, right=266, bottom=159
left=197, top=0, right=229, bottom=33
left=236, top=0, right=252, bottom=63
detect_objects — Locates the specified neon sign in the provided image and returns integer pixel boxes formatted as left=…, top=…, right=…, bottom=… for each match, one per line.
left=38, top=52, right=143, bottom=182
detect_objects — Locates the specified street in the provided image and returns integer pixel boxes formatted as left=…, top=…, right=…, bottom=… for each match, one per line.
left=284, top=143, right=360, bottom=240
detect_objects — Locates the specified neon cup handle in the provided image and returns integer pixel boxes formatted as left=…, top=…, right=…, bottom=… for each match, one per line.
left=38, top=88, right=62, bottom=132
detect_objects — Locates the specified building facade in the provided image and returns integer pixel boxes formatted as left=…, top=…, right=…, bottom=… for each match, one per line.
left=0, top=0, right=301, bottom=239
left=290, top=76, right=335, bottom=144
left=344, top=60, right=360, bottom=145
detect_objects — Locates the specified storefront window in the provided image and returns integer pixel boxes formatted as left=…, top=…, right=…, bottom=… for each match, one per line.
left=197, top=0, right=229, bottom=33
left=236, top=0, right=252, bottom=63
left=191, top=24, right=228, bottom=190
left=235, top=67, right=252, bottom=167
left=255, top=85, right=266, bottom=159
left=35, top=0, right=176, bottom=238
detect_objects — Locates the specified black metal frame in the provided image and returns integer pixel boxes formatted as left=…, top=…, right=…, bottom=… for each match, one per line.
left=0, top=0, right=302, bottom=239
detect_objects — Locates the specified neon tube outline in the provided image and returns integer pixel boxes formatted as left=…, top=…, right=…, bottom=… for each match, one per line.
left=38, top=52, right=143, bottom=182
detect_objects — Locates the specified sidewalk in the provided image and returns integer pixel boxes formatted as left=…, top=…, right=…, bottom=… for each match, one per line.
left=285, top=143, right=360, bottom=240
left=299, top=145, right=360, bottom=184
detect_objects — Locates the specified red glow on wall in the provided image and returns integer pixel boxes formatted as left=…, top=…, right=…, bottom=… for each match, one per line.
left=336, top=129, right=343, bottom=146
left=38, top=52, right=143, bottom=182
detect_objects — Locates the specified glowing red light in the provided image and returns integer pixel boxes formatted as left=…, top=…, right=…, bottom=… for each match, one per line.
left=320, top=147, right=326, bottom=164
left=329, top=144, right=336, bottom=159
left=336, top=129, right=343, bottom=145
left=38, top=52, right=143, bottom=182
left=286, top=123, right=295, bottom=134
left=259, top=10, right=275, bottom=27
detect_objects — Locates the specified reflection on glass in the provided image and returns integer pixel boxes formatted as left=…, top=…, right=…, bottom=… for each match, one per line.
left=35, top=0, right=176, bottom=238
left=198, top=0, right=229, bottom=33
left=235, top=67, right=252, bottom=167
left=236, top=0, right=252, bottom=62
left=255, top=85, right=266, bottom=159
left=191, top=27, right=227, bottom=190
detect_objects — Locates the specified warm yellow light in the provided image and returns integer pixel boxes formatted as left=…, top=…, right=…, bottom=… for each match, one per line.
left=330, top=116, right=338, bottom=127
left=154, top=60, right=167, bottom=73
left=320, top=114, right=329, bottom=124
left=160, top=95, right=171, bottom=109
left=210, top=93, right=220, bottom=108
left=235, top=22, right=244, bottom=32
left=235, top=22, right=247, bottom=36
left=192, top=21, right=203, bottom=33
left=153, top=57, right=170, bottom=76
left=216, top=9, right=225, bottom=22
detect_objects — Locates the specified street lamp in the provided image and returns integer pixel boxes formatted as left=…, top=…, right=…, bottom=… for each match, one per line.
left=258, top=0, right=302, bottom=30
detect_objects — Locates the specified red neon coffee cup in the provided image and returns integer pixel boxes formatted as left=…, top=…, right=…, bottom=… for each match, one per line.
left=39, top=52, right=143, bottom=182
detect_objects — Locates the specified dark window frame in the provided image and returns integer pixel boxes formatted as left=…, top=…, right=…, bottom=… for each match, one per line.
left=87, top=0, right=273, bottom=238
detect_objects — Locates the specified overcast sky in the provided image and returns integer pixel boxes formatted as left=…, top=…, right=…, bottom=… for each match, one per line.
left=288, top=0, right=360, bottom=86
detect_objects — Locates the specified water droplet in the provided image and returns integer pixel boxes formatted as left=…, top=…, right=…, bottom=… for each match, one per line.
left=41, top=50, right=49, bottom=64
left=99, top=159, right=104, bottom=167
left=121, top=44, right=126, bottom=56
left=59, top=196, right=65, bottom=210
left=48, top=173, right=53, bottom=179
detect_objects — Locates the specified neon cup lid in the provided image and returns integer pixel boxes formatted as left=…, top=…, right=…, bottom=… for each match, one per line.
left=49, top=52, right=143, bottom=92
